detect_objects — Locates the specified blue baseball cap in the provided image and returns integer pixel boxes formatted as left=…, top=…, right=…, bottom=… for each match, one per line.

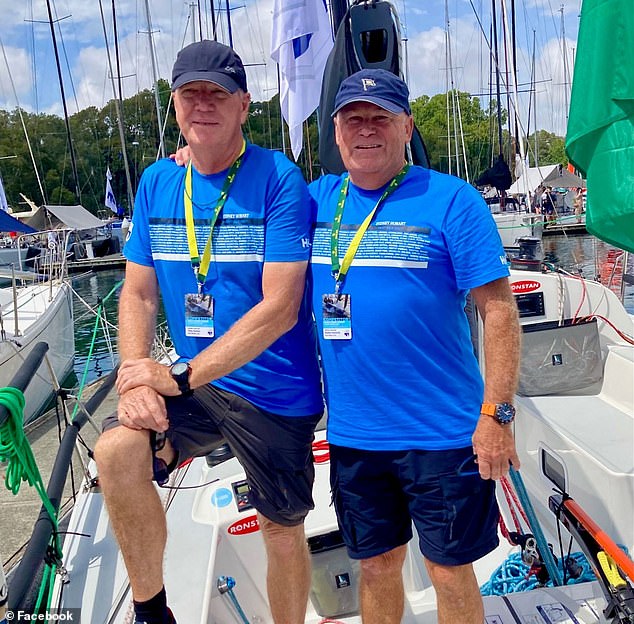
left=332, top=69, right=411, bottom=116
left=171, top=40, right=247, bottom=93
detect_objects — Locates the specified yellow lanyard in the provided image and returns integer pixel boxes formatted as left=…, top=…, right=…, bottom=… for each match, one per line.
left=330, top=164, right=410, bottom=293
left=184, top=140, right=246, bottom=291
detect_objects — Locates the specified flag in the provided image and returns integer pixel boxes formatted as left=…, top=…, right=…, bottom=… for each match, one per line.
left=0, top=173, right=9, bottom=212
left=271, top=0, right=333, bottom=161
left=105, top=167, right=118, bottom=214
left=565, top=0, right=634, bottom=252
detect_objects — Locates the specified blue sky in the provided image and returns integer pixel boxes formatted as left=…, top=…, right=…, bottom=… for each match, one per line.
left=0, top=0, right=581, bottom=136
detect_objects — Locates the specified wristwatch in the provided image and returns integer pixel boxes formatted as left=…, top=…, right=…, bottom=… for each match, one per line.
left=170, top=361, right=193, bottom=396
left=481, top=402, right=516, bottom=425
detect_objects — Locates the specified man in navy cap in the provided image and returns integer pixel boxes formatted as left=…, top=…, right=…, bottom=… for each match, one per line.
left=95, top=40, right=323, bottom=624
left=309, top=68, right=521, bottom=623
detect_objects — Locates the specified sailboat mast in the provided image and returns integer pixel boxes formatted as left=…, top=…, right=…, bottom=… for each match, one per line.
left=210, top=0, right=218, bottom=40
left=98, top=0, right=135, bottom=212
left=330, top=0, right=349, bottom=35
left=560, top=4, right=570, bottom=124
left=45, top=0, right=81, bottom=203
left=491, top=0, right=504, bottom=157
left=0, top=36, right=47, bottom=204
left=143, top=0, right=166, bottom=159
left=444, top=1, right=452, bottom=175
left=225, top=0, right=234, bottom=49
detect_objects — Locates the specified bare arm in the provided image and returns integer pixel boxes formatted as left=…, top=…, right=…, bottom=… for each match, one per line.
left=118, top=261, right=160, bottom=361
left=116, top=260, right=309, bottom=396
left=115, top=262, right=168, bottom=431
left=470, top=276, right=521, bottom=479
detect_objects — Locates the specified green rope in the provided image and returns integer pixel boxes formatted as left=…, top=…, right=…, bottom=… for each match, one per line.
left=71, top=279, right=123, bottom=423
left=0, top=388, right=57, bottom=522
left=0, top=386, right=62, bottom=610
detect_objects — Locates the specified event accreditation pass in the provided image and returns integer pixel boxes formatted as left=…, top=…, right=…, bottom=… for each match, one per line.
left=184, top=293, right=215, bottom=338
left=322, top=293, right=352, bottom=340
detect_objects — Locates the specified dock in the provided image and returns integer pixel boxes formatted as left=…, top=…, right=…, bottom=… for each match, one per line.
left=67, top=252, right=126, bottom=273
left=542, top=215, right=587, bottom=236
left=0, top=378, right=116, bottom=571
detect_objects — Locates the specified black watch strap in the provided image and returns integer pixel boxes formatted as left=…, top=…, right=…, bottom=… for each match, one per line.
left=170, top=362, right=193, bottom=396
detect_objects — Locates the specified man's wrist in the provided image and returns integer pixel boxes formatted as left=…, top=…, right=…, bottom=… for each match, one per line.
left=481, top=402, right=516, bottom=425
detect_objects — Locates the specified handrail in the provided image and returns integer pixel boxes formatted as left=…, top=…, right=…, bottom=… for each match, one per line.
left=0, top=342, right=49, bottom=428
left=7, top=367, right=118, bottom=610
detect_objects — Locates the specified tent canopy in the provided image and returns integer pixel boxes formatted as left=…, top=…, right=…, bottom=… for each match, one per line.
left=507, top=165, right=558, bottom=195
left=24, top=205, right=105, bottom=231
left=542, top=168, right=587, bottom=189
left=0, top=209, right=38, bottom=234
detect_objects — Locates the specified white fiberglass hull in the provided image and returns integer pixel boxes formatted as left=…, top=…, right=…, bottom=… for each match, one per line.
left=0, top=280, right=74, bottom=424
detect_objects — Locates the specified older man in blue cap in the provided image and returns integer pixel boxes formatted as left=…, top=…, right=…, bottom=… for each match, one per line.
left=308, top=68, right=521, bottom=624
left=95, top=40, right=323, bottom=624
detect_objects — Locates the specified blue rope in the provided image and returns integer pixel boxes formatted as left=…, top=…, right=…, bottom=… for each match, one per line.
left=509, top=467, right=564, bottom=586
left=481, top=551, right=595, bottom=596
left=218, top=576, right=250, bottom=624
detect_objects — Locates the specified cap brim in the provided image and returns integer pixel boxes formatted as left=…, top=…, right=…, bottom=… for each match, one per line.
left=331, top=96, right=408, bottom=117
left=171, top=72, right=241, bottom=93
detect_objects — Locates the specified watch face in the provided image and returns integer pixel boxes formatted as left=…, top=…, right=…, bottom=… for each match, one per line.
left=496, top=403, right=516, bottom=424
left=171, top=362, right=189, bottom=377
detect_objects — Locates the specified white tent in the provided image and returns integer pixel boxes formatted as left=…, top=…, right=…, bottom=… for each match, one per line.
left=508, top=164, right=559, bottom=195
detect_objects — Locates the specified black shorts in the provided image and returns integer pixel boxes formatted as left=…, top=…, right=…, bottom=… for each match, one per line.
left=103, top=384, right=323, bottom=527
left=330, top=445, right=499, bottom=565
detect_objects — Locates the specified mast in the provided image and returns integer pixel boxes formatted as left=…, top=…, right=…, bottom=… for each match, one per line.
left=225, top=0, right=234, bottom=49
left=0, top=36, right=47, bottom=204
left=560, top=4, right=570, bottom=125
left=500, top=0, right=528, bottom=197
left=45, top=0, right=81, bottom=203
left=143, top=0, right=166, bottom=159
left=491, top=0, right=504, bottom=158
left=444, top=1, right=452, bottom=175
left=98, top=0, right=135, bottom=212
left=330, top=0, right=349, bottom=35
left=210, top=0, right=218, bottom=40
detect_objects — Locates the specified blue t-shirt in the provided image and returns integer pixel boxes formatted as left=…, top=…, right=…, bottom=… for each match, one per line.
left=125, top=143, right=323, bottom=417
left=309, top=166, right=510, bottom=450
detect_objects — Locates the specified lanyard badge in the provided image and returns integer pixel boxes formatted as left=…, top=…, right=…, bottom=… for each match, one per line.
left=182, top=140, right=246, bottom=337
left=323, top=164, right=409, bottom=341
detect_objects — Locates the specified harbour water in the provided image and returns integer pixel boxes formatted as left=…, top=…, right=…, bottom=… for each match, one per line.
left=69, top=233, right=634, bottom=384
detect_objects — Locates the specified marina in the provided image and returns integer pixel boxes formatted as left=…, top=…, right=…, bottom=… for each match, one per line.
left=1, top=232, right=633, bottom=616
left=1, top=0, right=633, bottom=619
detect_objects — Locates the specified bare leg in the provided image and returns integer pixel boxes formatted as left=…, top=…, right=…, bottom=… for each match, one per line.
left=258, top=515, right=311, bottom=624
left=424, top=559, right=484, bottom=624
left=94, top=427, right=171, bottom=601
left=359, top=545, right=407, bottom=624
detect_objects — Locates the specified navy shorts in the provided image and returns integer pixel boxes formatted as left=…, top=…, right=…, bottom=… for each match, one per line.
left=103, top=384, right=323, bottom=527
left=329, top=445, right=499, bottom=565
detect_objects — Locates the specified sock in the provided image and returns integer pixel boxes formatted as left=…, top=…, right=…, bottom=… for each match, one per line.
left=133, top=587, right=175, bottom=623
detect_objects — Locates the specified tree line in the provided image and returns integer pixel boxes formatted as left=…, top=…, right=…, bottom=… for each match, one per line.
left=0, top=79, right=566, bottom=217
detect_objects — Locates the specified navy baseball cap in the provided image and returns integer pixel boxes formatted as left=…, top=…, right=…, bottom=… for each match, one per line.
left=332, top=69, right=411, bottom=116
left=171, top=40, right=247, bottom=93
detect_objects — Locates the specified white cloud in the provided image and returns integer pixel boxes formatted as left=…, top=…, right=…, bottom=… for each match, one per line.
left=0, top=45, right=33, bottom=108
